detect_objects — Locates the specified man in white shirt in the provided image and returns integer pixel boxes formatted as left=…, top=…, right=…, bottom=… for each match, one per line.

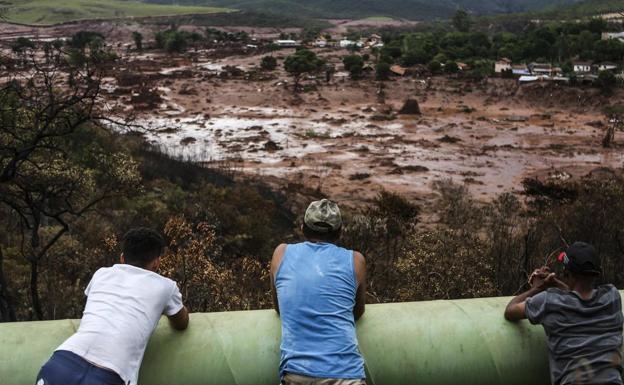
left=36, top=227, right=189, bottom=385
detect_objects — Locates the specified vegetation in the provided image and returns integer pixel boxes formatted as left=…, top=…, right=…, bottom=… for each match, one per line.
left=374, top=16, right=623, bottom=77
left=342, top=54, right=365, bottom=79
left=155, top=29, right=203, bottom=53
left=284, top=49, right=325, bottom=91
left=140, top=0, right=581, bottom=21
left=151, top=11, right=331, bottom=30
left=260, top=56, right=278, bottom=71
left=0, top=0, right=232, bottom=25
left=132, top=32, right=144, bottom=51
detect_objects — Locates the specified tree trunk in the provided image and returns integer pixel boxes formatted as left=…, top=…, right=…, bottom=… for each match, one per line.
left=602, top=126, right=615, bottom=148
left=0, top=247, right=16, bottom=322
left=30, top=261, right=44, bottom=320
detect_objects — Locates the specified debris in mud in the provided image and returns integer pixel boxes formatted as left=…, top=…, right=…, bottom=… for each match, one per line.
left=263, top=140, right=282, bottom=152
left=438, top=135, right=462, bottom=144
left=130, top=87, right=163, bottom=110
left=506, top=115, right=529, bottom=122
left=398, top=99, right=421, bottom=115
left=349, top=173, right=371, bottom=180
left=522, top=177, right=578, bottom=202
left=391, top=165, right=430, bottom=174
left=180, top=137, right=197, bottom=145
left=586, top=121, right=604, bottom=128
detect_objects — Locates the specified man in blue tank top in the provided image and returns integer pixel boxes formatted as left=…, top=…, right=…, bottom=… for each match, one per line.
left=271, top=199, right=367, bottom=385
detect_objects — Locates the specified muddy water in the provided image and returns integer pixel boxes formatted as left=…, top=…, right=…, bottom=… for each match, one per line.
left=129, top=105, right=624, bottom=202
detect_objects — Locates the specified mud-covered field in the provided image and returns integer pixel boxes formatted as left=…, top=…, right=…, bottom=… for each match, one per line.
left=3, top=20, right=623, bottom=206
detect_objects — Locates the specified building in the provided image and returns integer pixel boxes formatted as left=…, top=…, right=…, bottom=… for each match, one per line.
left=573, top=62, right=592, bottom=74
left=530, top=62, right=552, bottom=76
left=596, top=62, right=618, bottom=72
left=274, top=40, right=299, bottom=48
left=339, top=39, right=362, bottom=49
left=512, top=64, right=531, bottom=76
left=602, top=32, right=624, bottom=42
left=313, top=39, right=328, bottom=48
left=494, top=58, right=512, bottom=73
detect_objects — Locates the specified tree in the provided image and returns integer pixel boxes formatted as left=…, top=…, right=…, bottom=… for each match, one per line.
left=283, top=49, right=324, bottom=92
left=453, top=10, right=472, bottom=33
left=602, top=105, right=624, bottom=148
left=155, top=29, right=190, bottom=54
left=260, top=55, right=277, bottom=71
left=10, top=37, right=35, bottom=54
left=444, top=60, right=459, bottom=74
left=0, top=41, right=139, bottom=320
left=68, top=31, right=105, bottom=51
left=132, top=31, right=143, bottom=51
left=598, top=70, right=617, bottom=94
left=428, top=60, right=442, bottom=74
left=376, top=62, right=391, bottom=81
left=343, top=54, right=365, bottom=79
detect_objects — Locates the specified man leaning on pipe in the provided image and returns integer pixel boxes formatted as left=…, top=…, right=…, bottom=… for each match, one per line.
left=36, top=227, right=189, bottom=385
left=270, top=199, right=367, bottom=385
left=505, top=241, right=624, bottom=385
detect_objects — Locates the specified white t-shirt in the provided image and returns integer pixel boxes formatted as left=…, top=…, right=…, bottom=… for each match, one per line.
left=57, top=264, right=183, bottom=385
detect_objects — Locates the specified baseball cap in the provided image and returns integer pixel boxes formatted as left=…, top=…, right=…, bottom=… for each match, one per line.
left=557, top=242, right=601, bottom=275
left=304, top=199, right=342, bottom=233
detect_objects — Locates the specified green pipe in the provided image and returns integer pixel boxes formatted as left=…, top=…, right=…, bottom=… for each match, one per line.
left=5, top=293, right=610, bottom=385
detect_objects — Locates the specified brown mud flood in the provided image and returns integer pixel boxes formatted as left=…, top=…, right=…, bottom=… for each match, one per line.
left=97, top=48, right=624, bottom=205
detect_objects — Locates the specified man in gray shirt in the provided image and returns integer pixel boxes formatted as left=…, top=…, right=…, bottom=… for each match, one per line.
left=505, top=242, right=623, bottom=385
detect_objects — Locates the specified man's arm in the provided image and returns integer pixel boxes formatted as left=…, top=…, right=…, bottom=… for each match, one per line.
left=270, top=244, right=287, bottom=315
left=353, top=251, right=366, bottom=321
left=504, top=267, right=566, bottom=322
left=167, top=306, right=189, bottom=331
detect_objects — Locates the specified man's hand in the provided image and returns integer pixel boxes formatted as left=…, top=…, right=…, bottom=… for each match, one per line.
left=529, top=267, right=569, bottom=291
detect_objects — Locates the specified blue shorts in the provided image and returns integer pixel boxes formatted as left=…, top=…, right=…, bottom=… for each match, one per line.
left=37, top=350, right=125, bottom=385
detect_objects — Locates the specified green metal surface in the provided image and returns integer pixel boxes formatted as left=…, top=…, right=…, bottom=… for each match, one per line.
left=3, top=294, right=596, bottom=385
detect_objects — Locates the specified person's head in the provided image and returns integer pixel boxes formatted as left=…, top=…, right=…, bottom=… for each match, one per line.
left=120, top=227, right=166, bottom=270
left=557, top=242, right=601, bottom=288
left=302, top=199, right=343, bottom=243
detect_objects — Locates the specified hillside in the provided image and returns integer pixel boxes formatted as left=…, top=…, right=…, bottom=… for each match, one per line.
left=548, top=0, right=624, bottom=17
left=142, top=0, right=584, bottom=20
left=0, top=0, right=233, bottom=25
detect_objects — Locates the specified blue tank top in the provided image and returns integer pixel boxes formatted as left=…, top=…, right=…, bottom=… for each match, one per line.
left=275, top=242, right=365, bottom=379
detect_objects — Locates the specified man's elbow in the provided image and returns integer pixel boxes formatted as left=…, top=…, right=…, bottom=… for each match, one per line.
left=504, top=306, right=523, bottom=322
left=168, top=308, right=190, bottom=330
left=354, top=306, right=365, bottom=321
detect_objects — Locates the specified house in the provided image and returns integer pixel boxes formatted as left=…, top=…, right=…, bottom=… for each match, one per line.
left=389, top=65, right=407, bottom=76
left=339, top=39, right=362, bottom=48
left=519, top=76, right=539, bottom=84
left=602, top=32, right=624, bottom=43
left=512, top=64, right=531, bottom=76
left=573, top=62, right=592, bottom=73
left=494, top=58, right=512, bottom=73
left=274, top=40, right=299, bottom=48
left=530, top=62, right=552, bottom=76
left=596, top=62, right=618, bottom=72
left=456, top=62, right=469, bottom=71
left=313, top=39, right=328, bottom=48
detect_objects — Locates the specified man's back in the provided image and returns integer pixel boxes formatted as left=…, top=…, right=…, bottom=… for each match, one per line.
left=57, top=264, right=183, bottom=385
left=274, top=242, right=365, bottom=380
left=526, top=285, right=623, bottom=385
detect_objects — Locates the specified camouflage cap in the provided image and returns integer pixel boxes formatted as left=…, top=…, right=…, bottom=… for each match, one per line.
left=304, top=199, right=342, bottom=233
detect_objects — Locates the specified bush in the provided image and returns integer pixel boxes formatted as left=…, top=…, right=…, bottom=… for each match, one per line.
left=343, top=54, right=365, bottom=79
left=376, top=62, right=392, bottom=80
left=260, top=55, right=277, bottom=71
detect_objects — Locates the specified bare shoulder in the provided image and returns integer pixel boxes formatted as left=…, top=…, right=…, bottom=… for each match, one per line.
left=270, top=244, right=288, bottom=273
left=353, top=251, right=366, bottom=267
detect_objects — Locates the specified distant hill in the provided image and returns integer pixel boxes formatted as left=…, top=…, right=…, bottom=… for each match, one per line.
left=547, top=0, right=624, bottom=18
left=142, top=0, right=585, bottom=20
left=0, top=0, right=232, bottom=25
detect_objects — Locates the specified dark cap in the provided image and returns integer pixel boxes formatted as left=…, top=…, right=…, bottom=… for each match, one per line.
left=557, top=242, right=601, bottom=275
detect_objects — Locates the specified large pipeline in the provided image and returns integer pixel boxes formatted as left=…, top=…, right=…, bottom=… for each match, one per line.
left=4, top=293, right=616, bottom=385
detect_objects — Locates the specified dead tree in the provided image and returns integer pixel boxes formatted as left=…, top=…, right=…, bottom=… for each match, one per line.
left=0, top=40, right=139, bottom=320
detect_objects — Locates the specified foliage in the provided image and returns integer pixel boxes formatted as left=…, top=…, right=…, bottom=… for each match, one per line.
left=260, top=55, right=277, bottom=71
left=10, top=37, right=35, bottom=54
left=342, top=54, right=365, bottom=79
left=155, top=29, right=203, bottom=53
left=453, top=9, right=472, bottom=33
left=375, top=62, right=391, bottom=80
left=132, top=31, right=143, bottom=51
left=283, top=49, right=324, bottom=91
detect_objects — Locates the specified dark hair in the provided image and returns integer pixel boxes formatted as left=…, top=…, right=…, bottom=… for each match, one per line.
left=302, top=222, right=341, bottom=243
left=122, top=227, right=165, bottom=267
